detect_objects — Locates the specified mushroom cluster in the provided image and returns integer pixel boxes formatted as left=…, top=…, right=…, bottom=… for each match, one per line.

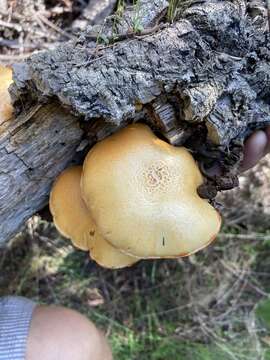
left=50, top=124, right=221, bottom=269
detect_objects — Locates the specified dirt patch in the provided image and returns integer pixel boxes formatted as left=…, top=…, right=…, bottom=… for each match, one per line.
left=0, top=0, right=89, bottom=63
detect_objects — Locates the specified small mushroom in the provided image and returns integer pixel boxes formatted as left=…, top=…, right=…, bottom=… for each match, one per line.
left=49, top=166, right=138, bottom=269
left=0, top=65, right=13, bottom=123
left=81, top=124, right=221, bottom=259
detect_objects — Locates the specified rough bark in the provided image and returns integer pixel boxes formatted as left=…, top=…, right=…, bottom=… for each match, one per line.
left=12, top=0, right=270, bottom=142
left=1, top=0, right=270, bottom=245
left=0, top=103, right=83, bottom=245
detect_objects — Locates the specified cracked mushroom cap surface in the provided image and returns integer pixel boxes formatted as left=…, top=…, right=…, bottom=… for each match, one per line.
left=0, top=65, right=13, bottom=124
left=81, top=124, right=221, bottom=259
left=49, top=166, right=138, bottom=269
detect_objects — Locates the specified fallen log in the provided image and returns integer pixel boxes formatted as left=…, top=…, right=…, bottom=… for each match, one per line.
left=1, top=0, right=270, bottom=246
left=0, top=103, right=83, bottom=245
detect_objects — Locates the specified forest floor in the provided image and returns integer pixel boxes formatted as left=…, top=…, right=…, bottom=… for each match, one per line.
left=1, top=158, right=270, bottom=360
left=1, top=1, right=270, bottom=359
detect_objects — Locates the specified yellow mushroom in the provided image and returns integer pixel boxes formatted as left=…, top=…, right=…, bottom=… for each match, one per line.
left=81, top=123, right=221, bottom=259
left=49, top=166, right=138, bottom=269
left=0, top=65, right=13, bottom=124
left=88, top=231, right=138, bottom=269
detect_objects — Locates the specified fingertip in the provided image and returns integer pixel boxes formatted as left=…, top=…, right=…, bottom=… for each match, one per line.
left=241, top=130, right=268, bottom=171
left=264, top=126, right=270, bottom=154
left=248, top=130, right=268, bottom=148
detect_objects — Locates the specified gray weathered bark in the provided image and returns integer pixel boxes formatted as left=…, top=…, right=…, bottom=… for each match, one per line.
left=1, top=0, right=270, bottom=245
left=11, top=0, right=270, bottom=146
left=0, top=103, right=83, bottom=245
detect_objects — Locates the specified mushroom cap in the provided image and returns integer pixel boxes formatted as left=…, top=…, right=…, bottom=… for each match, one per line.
left=0, top=65, right=13, bottom=123
left=88, top=231, right=138, bottom=269
left=81, top=124, right=221, bottom=259
left=50, top=166, right=138, bottom=268
left=50, top=166, right=92, bottom=251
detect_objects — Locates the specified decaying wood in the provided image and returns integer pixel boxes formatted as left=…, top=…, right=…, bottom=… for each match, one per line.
left=0, top=103, right=83, bottom=245
left=1, top=0, right=270, bottom=245
left=11, top=0, right=270, bottom=146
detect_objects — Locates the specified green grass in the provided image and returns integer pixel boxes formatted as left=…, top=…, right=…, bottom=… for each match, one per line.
left=1, top=160, right=270, bottom=358
left=1, top=218, right=270, bottom=359
left=256, top=298, right=270, bottom=331
left=111, top=334, right=255, bottom=360
left=167, top=0, right=182, bottom=22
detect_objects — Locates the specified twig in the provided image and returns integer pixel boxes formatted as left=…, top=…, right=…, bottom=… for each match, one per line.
left=218, top=232, right=270, bottom=241
left=0, top=53, right=33, bottom=61
left=0, top=38, right=37, bottom=49
left=86, top=23, right=168, bottom=44
left=267, top=0, right=270, bottom=30
left=221, top=260, right=269, bottom=297
left=135, top=303, right=193, bottom=320
left=0, top=19, right=22, bottom=32
left=216, top=266, right=248, bottom=305
left=36, top=13, right=76, bottom=41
